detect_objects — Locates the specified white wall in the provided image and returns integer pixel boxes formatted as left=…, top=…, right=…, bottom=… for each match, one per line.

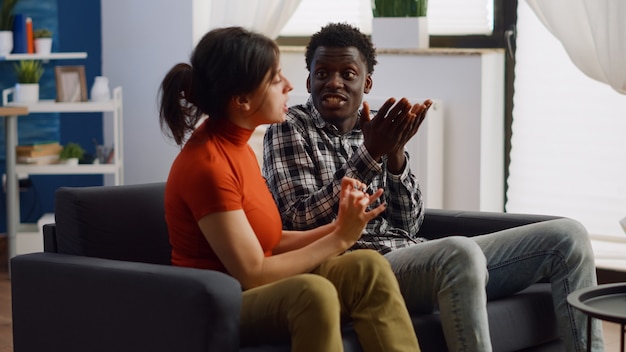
left=102, top=0, right=195, bottom=185
left=101, top=3, right=504, bottom=214
left=281, top=48, right=505, bottom=211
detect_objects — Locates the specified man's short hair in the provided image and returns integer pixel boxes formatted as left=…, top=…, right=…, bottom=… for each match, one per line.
left=305, top=22, right=378, bottom=74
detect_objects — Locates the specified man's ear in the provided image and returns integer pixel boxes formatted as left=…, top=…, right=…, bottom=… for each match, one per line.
left=364, top=74, right=373, bottom=94
left=306, top=76, right=311, bottom=93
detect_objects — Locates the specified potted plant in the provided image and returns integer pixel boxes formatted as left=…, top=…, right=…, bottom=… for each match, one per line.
left=33, top=27, right=52, bottom=54
left=371, top=0, right=429, bottom=49
left=0, top=0, right=19, bottom=56
left=59, top=142, right=85, bottom=165
left=13, top=59, right=44, bottom=103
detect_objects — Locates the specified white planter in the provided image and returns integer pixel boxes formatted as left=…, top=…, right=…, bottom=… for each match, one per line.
left=14, top=83, right=40, bottom=103
left=372, top=17, right=429, bottom=50
left=34, top=38, right=52, bottom=55
left=60, top=158, right=79, bottom=166
left=0, top=30, right=13, bottom=56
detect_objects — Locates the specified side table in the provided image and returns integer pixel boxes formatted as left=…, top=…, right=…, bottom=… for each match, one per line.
left=0, top=106, right=29, bottom=270
left=568, top=282, right=626, bottom=352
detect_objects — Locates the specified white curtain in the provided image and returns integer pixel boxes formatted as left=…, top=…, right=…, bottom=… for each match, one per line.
left=208, top=0, right=302, bottom=39
left=526, top=0, right=626, bottom=95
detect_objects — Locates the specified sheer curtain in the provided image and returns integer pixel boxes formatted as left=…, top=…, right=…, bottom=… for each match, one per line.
left=208, top=0, right=301, bottom=38
left=526, top=0, right=626, bottom=95
left=507, top=1, right=626, bottom=270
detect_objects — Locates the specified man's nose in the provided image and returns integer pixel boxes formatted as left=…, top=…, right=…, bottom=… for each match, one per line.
left=325, top=73, right=343, bottom=88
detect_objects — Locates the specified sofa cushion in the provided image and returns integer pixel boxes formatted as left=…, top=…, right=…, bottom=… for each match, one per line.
left=54, top=182, right=171, bottom=265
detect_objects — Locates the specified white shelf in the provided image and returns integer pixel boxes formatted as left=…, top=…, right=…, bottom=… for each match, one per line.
left=15, top=163, right=118, bottom=175
left=0, top=52, right=88, bottom=61
left=4, top=99, right=119, bottom=113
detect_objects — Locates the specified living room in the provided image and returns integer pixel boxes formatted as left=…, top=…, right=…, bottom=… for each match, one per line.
left=1, top=0, right=625, bottom=351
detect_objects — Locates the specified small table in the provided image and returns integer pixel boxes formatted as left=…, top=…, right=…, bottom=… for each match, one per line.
left=0, top=106, right=29, bottom=270
left=568, top=282, right=626, bottom=352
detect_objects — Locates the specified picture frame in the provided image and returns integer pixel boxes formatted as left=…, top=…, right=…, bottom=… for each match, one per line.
left=54, top=66, right=87, bottom=102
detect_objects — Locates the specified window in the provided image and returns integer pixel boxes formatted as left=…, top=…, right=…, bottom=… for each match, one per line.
left=279, top=0, right=494, bottom=37
left=507, top=2, right=626, bottom=268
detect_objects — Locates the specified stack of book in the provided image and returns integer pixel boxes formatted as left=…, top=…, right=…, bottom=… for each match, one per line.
left=16, top=142, right=63, bottom=164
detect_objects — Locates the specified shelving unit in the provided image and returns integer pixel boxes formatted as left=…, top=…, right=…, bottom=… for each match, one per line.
left=1, top=83, right=123, bottom=260
left=3, top=88, right=124, bottom=184
left=0, top=52, right=88, bottom=61
left=2, top=86, right=124, bottom=183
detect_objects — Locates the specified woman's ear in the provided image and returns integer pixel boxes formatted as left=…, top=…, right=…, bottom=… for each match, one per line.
left=233, top=95, right=251, bottom=111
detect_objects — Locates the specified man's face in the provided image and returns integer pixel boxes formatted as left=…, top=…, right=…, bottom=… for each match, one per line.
left=307, top=46, right=372, bottom=125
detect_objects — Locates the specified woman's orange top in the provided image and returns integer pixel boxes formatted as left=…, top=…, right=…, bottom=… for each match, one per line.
left=165, top=118, right=282, bottom=272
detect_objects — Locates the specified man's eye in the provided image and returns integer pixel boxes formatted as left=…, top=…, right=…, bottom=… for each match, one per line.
left=315, top=72, right=327, bottom=79
left=343, top=72, right=356, bottom=80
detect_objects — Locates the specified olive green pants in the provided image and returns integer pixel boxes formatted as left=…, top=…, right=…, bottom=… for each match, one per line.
left=240, top=250, right=420, bottom=352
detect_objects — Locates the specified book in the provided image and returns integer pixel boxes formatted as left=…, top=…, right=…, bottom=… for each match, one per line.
left=17, top=154, right=60, bottom=165
left=16, top=142, right=63, bottom=158
left=25, top=17, right=33, bottom=54
left=12, top=14, right=27, bottom=54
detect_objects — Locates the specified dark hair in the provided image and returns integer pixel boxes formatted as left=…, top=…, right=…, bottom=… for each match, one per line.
left=305, top=22, right=377, bottom=74
left=159, top=26, right=280, bottom=145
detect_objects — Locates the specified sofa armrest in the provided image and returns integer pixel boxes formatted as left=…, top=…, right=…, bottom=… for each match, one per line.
left=43, top=223, right=58, bottom=253
left=418, top=208, right=563, bottom=240
left=11, top=252, right=242, bottom=352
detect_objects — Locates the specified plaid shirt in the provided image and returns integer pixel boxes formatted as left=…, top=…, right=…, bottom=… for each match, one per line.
left=263, top=98, right=427, bottom=254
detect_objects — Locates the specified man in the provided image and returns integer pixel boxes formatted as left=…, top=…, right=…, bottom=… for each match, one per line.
left=263, top=23, right=603, bottom=351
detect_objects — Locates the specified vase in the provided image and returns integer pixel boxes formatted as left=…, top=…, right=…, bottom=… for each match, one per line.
left=0, top=30, right=13, bottom=56
left=371, top=17, right=429, bottom=50
left=34, top=38, right=52, bottom=55
left=14, top=83, right=39, bottom=103
left=90, top=76, right=111, bottom=102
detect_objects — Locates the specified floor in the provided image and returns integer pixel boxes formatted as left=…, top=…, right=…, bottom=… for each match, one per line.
left=0, top=236, right=623, bottom=352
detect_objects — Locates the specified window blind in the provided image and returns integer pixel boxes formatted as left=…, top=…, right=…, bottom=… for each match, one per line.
left=279, top=0, right=493, bottom=36
left=507, top=2, right=626, bottom=240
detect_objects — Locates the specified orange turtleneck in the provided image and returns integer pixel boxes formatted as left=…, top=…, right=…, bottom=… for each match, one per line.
left=165, top=118, right=282, bottom=272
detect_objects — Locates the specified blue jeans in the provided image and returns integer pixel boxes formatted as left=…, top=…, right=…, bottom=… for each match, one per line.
left=384, top=218, right=604, bottom=352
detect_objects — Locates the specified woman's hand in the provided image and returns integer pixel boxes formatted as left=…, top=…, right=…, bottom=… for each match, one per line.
left=333, top=177, right=386, bottom=245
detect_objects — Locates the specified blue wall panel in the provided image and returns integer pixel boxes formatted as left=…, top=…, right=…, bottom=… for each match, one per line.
left=0, top=0, right=102, bottom=229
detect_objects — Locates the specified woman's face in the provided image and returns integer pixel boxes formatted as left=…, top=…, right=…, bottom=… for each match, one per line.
left=246, top=67, right=293, bottom=126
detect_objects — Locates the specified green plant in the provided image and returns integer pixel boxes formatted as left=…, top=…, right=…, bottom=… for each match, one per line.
left=33, top=28, right=52, bottom=38
left=372, top=0, right=428, bottom=17
left=0, top=0, right=19, bottom=31
left=59, top=142, right=85, bottom=160
left=13, top=60, right=44, bottom=83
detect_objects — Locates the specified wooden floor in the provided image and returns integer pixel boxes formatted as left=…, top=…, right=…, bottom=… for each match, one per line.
left=0, top=235, right=622, bottom=351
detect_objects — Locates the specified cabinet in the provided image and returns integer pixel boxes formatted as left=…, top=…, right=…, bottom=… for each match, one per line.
left=1, top=83, right=123, bottom=260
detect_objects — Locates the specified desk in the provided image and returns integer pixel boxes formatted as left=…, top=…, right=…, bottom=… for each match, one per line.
left=0, top=106, right=29, bottom=268
left=568, top=282, right=626, bottom=351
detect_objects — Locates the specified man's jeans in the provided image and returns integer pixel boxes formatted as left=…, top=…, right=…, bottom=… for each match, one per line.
left=384, top=218, right=604, bottom=352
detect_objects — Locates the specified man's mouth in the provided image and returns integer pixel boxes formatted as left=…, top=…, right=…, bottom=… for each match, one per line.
left=321, top=94, right=347, bottom=108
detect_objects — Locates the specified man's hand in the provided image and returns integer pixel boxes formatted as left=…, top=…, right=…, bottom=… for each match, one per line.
left=360, top=98, right=433, bottom=173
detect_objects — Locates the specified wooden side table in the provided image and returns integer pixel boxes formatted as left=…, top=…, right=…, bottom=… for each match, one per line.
left=0, top=106, right=29, bottom=269
left=568, top=282, right=626, bottom=352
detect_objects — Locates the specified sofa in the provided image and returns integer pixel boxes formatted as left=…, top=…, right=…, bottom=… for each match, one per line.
left=10, top=182, right=565, bottom=352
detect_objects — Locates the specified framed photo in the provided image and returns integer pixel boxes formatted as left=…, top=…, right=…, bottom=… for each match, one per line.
left=55, top=66, right=87, bottom=102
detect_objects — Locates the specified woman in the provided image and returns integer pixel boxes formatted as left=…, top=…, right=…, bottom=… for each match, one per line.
left=158, top=26, right=420, bottom=352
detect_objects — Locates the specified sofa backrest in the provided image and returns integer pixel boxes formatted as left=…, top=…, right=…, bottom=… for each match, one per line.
left=53, top=182, right=172, bottom=265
